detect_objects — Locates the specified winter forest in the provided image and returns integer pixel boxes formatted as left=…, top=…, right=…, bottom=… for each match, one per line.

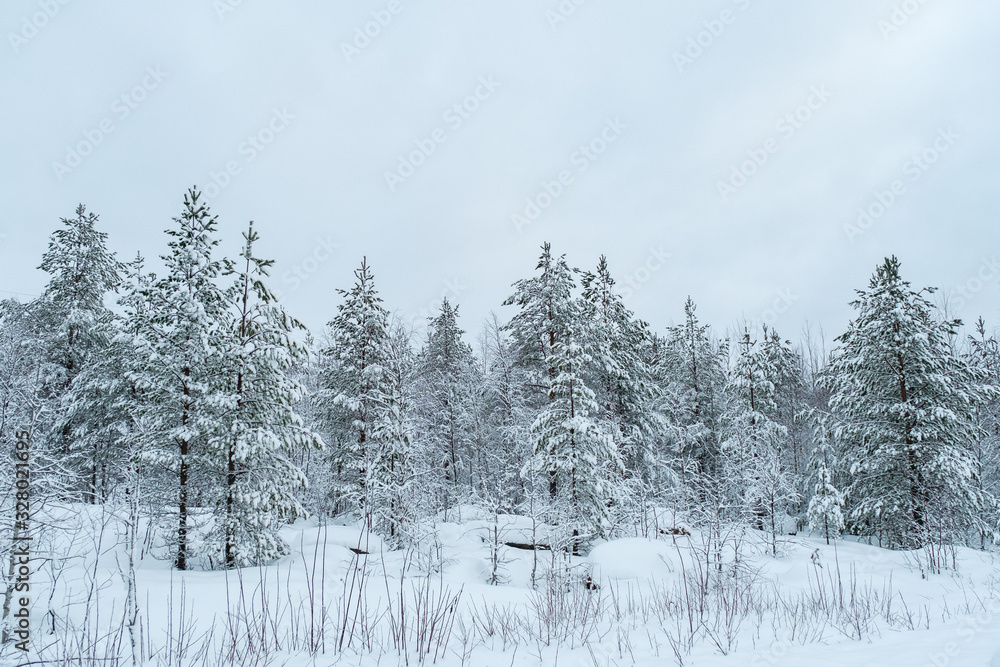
left=2, top=190, right=1000, bottom=666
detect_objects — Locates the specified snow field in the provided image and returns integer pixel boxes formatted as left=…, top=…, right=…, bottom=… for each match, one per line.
left=6, top=504, right=1000, bottom=666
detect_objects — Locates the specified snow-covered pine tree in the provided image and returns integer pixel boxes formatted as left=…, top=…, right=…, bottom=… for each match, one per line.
left=805, top=414, right=844, bottom=544
left=967, top=317, right=1000, bottom=545
left=288, top=333, right=330, bottom=515
left=824, top=256, right=996, bottom=548
left=415, top=298, right=477, bottom=513
left=131, top=189, right=229, bottom=570
left=319, top=257, right=393, bottom=532
left=210, top=222, right=323, bottom=568
left=478, top=313, right=533, bottom=512
left=58, top=286, right=137, bottom=506
left=659, top=297, right=727, bottom=486
left=578, top=256, right=662, bottom=484
left=761, top=326, right=811, bottom=524
left=108, top=253, right=158, bottom=477
left=721, top=327, right=797, bottom=552
left=368, top=318, right=417, bottom=545
left=35, top=205, right=124, bottom=500
left=503, top=243, right=578, bottom=498
left=503, top=243, right=577, bottom=401
left=527, top=327, right=620, bottom=551
left=60, top=254, right=159, bottom=521
left=0, top=300, right=44, bottom=444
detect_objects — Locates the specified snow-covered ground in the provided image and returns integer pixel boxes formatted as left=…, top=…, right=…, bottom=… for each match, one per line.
left=5, top=504, right=1000, bottom=666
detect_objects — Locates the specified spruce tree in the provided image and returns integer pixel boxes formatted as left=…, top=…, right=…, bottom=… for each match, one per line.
left=62, top=253, right=159, bottom=499
left=503, top=243, right=578, bottom=498
left=478, top=313, right=533, bottom=512
left=368, top=318, right=417, bottom=544
left=502, top=243, right=577, bottom=404
left=967, top=318, right=1000, bottom=544
left=761, top=326, right=811, bottom=524
left=0, top=300, right=49, bottom=460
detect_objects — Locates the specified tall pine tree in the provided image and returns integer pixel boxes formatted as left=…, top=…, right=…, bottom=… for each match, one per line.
left=721, top=327, right=797, bottom=551
left=825, top=257, right=995, bottom=547
left=211, top=222, right=323, bottom=568
left=319, top=258, right=395, bottom=533
left=659, top=297, right=726, bottom=486
left=578, top=257, right=662, bottom=483
left=527, top=327, right=620, bottom=550
left=503, top=243, right=578, bottom=498
left=415, top=298, right=477, bottom=513
left=131, top=189, right=229, bottom=569
left=36, top=205, right=123, bottom=500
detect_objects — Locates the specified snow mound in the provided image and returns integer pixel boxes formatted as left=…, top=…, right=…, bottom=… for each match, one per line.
left=588, top=537, right=679, bottom=582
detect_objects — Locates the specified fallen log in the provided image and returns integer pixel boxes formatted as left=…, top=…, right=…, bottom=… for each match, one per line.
left=504, top=541, right=551, bottom=551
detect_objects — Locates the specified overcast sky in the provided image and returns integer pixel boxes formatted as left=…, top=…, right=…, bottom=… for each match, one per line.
left=2, top=1, right=998, bottom=346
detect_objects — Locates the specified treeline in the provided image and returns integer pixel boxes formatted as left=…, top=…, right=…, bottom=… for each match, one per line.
left=1, top=188, right=998, bottom=570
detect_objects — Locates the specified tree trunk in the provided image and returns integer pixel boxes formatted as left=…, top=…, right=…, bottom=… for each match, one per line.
left=177, top=368, right=191, bottom=571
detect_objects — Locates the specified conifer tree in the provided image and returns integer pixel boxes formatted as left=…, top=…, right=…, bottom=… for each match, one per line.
left=478, top=313, right=533, bottom=512
left=967, top=318, right=1000, bottom=544
left=825, top=257, right=995, bottom=547
left=721, top=328, right=797, bottom=550
left=0, top=301, right=40, bottom=440
left=659, top=297, right=726, bottom=485
left=210, top=222, right=323, bottom=568
left=415, top=298, right=477, bottom=511
left=131, top=189, right=229, bottom=570
left=319, top=258, right=393, bottom=532
left=578, top=257, right=662, bottom=482
left=60, top=254, right=159, bottom=511
left=35, top=205, right=123, bottom=499
left=503, top=243, right=579, bottom=498
left=762, top=326, right=809, bottom=480
left=806, top=416, right=844, bottom=544
left=527, top=328, right=620, bottom=550
left=368, top=318, right=417, bottom=544
left=503, top=243, right=577, bottom=404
